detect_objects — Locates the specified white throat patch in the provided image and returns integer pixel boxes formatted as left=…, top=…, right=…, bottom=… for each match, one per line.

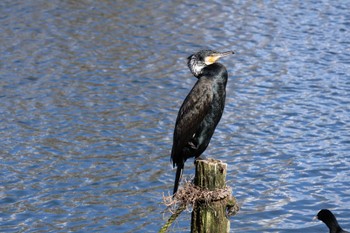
left=188, top=57, right=205, bottom=77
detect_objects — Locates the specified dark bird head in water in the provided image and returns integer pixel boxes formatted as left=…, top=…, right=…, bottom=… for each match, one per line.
left=187, top=50, right=234, bottom=77
left=315, top=209, right=348, bottom=233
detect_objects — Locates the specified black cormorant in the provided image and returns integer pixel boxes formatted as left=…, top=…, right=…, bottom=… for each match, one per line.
left=315, top=209, right=349, bottom=233
left=171, top=49, right=234, bottom=195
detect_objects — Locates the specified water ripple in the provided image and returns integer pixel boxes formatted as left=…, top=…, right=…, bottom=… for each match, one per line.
left=1, top=0, right=350, bottom=232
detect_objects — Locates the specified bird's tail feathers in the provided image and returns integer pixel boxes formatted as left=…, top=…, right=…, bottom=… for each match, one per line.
left=173, top=163, right=184, bottom=195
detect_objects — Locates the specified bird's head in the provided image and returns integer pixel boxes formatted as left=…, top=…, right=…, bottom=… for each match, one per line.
left=187, top=50, right=234, bottom=77
left=315, top=209, right=336, bottom=222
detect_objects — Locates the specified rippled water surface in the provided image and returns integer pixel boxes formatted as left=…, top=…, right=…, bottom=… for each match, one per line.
left=1, top=1, right=350, bottom=232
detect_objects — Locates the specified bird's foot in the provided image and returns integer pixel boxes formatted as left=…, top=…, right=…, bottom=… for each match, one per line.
left=194, top=155, right=207, bottom=164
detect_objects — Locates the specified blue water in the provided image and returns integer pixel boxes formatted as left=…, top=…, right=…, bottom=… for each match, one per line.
left=0, top=1, right=349, bottom=232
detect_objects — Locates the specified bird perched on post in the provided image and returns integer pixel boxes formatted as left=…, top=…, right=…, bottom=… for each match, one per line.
left=171, top=49, right=234, bottom=195
left=315, top=209, right=349, bottom=233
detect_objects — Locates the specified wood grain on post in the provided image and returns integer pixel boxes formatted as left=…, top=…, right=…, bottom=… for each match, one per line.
left=191, top=158, right=232, bottom=233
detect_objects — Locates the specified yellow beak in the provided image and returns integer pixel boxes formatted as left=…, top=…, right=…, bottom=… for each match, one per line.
left=204, top=51, right=234, bottom=65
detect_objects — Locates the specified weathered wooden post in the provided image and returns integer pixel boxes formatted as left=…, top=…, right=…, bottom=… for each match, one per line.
left=191, top=158, right=236, bottom=233
left=160, top=158, right=238, bottom=233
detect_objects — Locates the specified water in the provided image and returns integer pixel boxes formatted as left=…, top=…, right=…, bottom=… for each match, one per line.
left=1, top=0, right=349, bottom=232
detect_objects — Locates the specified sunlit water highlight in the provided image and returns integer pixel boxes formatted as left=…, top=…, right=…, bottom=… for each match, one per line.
left=0, top=1, right=349, bottom=232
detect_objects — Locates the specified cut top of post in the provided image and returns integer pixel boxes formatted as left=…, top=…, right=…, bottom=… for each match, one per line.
left=194, top=158, right=227, bottom=190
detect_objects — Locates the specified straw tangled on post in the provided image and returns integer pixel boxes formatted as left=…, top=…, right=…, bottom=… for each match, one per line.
left=159, top=180, right=238, bottom=233
left=163, top=180, right=233, bottom=213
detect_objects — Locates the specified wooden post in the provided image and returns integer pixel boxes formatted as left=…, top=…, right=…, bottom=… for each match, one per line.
left=191, top=158, right=233, bottom=233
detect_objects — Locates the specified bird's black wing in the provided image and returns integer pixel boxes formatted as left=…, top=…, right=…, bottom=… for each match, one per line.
left=171, top=77, right=213, bottom=165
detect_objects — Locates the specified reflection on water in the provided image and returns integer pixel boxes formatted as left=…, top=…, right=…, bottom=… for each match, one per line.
left=0, top=0, right=349, bottom=232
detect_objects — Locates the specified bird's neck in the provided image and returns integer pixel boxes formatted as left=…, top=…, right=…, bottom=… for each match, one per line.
left=325, top=220, right=342, bottom=232
left=202, top=63, right=228, bottom=83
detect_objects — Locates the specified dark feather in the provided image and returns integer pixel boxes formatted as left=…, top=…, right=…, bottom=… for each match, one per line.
left=171, top=77, right=213, bottom=166
left=170, top=50, right=233, bottom=195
